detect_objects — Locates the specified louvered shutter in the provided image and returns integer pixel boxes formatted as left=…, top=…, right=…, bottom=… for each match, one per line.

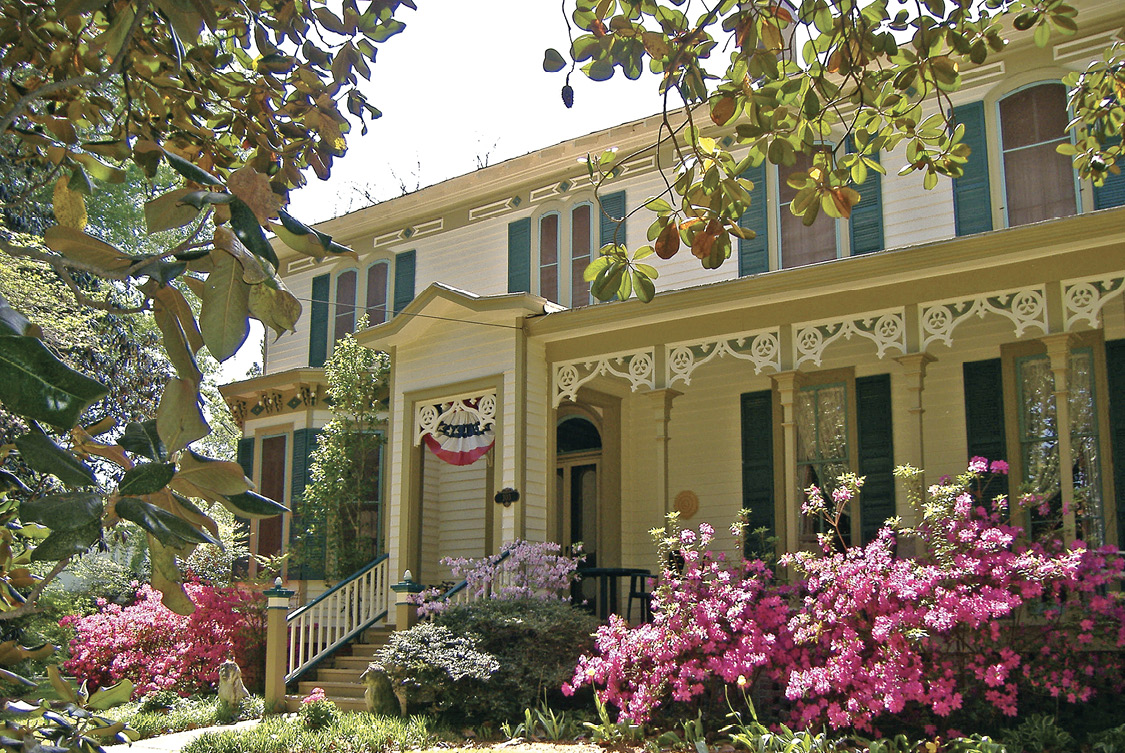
left=847, top=137, right=884, bottom=255
left=288, top=428, right=325, bottom=580
left=738, top=163, right=769, bottom=276
left=392, top=250, right=415, bottom=316
left=856, top=374, right=895, bottom=544
left=507, top=218, right=531, bottom=294
left=740, top=390, right=775, bottom=559
left=599, top=191, right=627, bottom=248
left=1094, top=138, right=1125, bottom=210
left=951, top=101, right=994, bottom=236
left=963, top=359, right=1009, bottom=503
left=1105, top=340, right=1125, bottom=549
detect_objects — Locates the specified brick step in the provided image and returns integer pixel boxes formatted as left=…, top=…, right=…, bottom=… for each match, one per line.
left=298, top=680, right=365, bottom=699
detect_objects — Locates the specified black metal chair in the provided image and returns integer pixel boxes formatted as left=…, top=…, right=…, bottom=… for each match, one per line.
left=626, top=571, right=651, bottom=623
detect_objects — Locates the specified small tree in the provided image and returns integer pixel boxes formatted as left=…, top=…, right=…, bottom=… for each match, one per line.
left=296, top=318, right=390, bottom=579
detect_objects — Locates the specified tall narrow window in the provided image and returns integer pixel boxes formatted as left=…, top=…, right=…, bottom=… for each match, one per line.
left=1016, top=349, right=1103, bottom=543
left=570, top=204, right=593, bottom=307
left=539, top=213, right=559, bottom=304
left=258, top=435, right=287, bottom=558
left=999, top=83, right=1077, bottom=227
left=795, top=383, right=851, bottom=547
left=334, top=269, right=357, bottom=342
left=779, top=149, right=838, bottom=269
left=365, top=262, right=389, bottom=326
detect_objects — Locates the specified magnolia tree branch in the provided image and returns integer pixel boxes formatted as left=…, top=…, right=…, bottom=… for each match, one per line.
left=0, top=556, right=73, bottom=621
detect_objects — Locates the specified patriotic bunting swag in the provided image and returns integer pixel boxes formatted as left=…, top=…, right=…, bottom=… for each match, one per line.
left=422, top=400, right=495, bottom=466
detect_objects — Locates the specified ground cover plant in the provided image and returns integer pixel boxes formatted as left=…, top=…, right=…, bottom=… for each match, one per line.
left=567, top=461, right=1125, bottom=736
left=62, top=580, right=265, bottom=696
left=178, top=711, right=435, bottom=753
left=111, top=692, right=264, bottom=739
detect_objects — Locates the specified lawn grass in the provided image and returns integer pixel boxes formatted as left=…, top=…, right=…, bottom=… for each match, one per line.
left=110, top=694, right=264, bottom=739
left=178, top=712, right=436, bottom=753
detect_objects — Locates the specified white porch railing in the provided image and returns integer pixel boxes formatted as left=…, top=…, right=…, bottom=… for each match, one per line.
left=285, top=553, right=390, bottom=683
left=431, top=549, right=515, bottom=610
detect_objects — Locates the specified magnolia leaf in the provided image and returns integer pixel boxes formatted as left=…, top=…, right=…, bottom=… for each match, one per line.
left=86, top=719, right=128, bottom=738
left=0, top=640, right=54, bottom=665
left=0, top=669, right=35, bottom=688
left=44, top=226, right=133, bottom=274
left=229, top=199, right=279, bottom=269
left=144, top=188, right=202, bottom=234
left=0, top=336, right=107, bottom=430
left=173, top=449, right=251, bottom=497
left=120, top=420, right=166, bottom=462
left=543, top=47, right=567, bottom=72
left=155, top=378, right=209, bottom=454
left=15, top=522, right=51, bottom=540
left=48, top=666, right=77, bottom=705
left=161, top=147, right=220, bottom=186
left=169, top=492, right=220, bottom=539
left=20, top=492, right=102, bottom=530
left=0, top=293, right=39, bottom=337
left=0, top=470, right=30, bottom=495
left=227, top=166, right=283, bottom=225
left=56, top=0, right=111, bottom=17
left=249, top=281, right=302, bottom=338
left=276, top=210, right=350, bottom=258
left=116, top=497, right=220, bottom=548
left=147, top=282, right=203, bottom=384
left=71, top=151, right=126, bottom=184
left=118, top=462, right=176, bottom=496
left=30, top=520, right=101, bottom=561
left=14, top=431, right=96, bottom=487
left=200, top=249, right=251, bottom=361
left=53, top=179, right=87, bottom=230
left=148, top=535, right=194, bottom=615
left=213, top=227, right=270, bottom=284
left=221, top=490, right=288, bottom=519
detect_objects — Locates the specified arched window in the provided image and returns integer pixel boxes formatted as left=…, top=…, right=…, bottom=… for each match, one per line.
left=365, top=261, right=390, bottom=326
left=333, top=269, right=357, bottom=343
left=999, top=82, right=1077, bottom=227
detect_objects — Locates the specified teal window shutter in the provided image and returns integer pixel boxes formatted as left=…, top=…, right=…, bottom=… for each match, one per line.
left=951, top=101, right=994, bottom=236
left=289, top=428, right=324, bottom=580
left=963, top=358, right=1009, bottom=503
left=507, top=218, right=531, bottom=294
left=234, top=437, right=254, bottom=547
left=1105, top=339, right=1125, bottom=549
left=599, top=191, right=626, bottom=248
left=846, top=138, right=884, bottom=255
left=393, top=250, right=416, bottom=316
left=308, top=274, right=330, bottom=368
left=740, top=390, right=775, bottom=558
left=738, top=163, right=769, bottom=276
left=1094, top=138, right=1125, bottom=210
left=856, top=374, right=895, bottom=544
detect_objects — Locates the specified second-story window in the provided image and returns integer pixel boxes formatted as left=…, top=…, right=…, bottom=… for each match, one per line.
left=779, top=148, right=839, bottom=269
left=539, top=212, right=560, bottom=303
left=334, top=269, right=357, bottom=343
left=365, top=261, right=390, bottom=326
left=999, top=82, right=1077, bottom=227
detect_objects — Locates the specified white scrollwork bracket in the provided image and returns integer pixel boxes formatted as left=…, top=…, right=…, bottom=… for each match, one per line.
left=794, top=309, right=906, bottom=368
left=919, top=287, right=1047, bottom=350
left=414, top=391, right=497, bottom=446
left=666, top=329, right=781, bottom=387
left=1063, top=273, right=1125, bottom=330
left=553, top=348, right=655, bottom=406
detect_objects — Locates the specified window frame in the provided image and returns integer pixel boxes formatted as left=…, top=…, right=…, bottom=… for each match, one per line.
left=364, top=259, right=391, bottom=327
left=994, top=80, right=1083, bottom=229
left=1000, top=333, right=1116, bottom=546
left=532, top=197, right=599, bottom=308
left=773, top=147, right=847, bottom=270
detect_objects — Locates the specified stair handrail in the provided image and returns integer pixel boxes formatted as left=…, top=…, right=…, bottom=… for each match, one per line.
left=285, top=553, right=390, bottom=684
left=432, top=548, right=513, bottom=607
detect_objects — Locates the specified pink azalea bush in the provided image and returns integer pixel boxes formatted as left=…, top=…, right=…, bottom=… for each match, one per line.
left=62, top=581, right=266, bottom=697
left=415, top=539, right=584, bottom=616
left=566, top=460, right=1125, bottom=733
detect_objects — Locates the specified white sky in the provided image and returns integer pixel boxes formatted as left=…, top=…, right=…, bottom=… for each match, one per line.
left=225, top=0, right=670, bottom=380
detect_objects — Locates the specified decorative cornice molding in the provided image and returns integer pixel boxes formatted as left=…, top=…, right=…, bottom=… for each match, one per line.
left=919, top=286, right=1048, bottom=350
left=1062, top=272, right=1125, bottom=330
left=666, top=329, right=781, bottom=387
left=794, top=309, right=906, bottom=368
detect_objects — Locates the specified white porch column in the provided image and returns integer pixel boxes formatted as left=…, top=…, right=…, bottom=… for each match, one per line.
left=644, top=389, right=682, bottom=516
left=772, top=371, right=801, bottom=555
left=894, top=352, right=936, bottom=527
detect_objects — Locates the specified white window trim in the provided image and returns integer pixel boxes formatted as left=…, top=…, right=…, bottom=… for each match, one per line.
left=533, top=197, right=597, bottom=308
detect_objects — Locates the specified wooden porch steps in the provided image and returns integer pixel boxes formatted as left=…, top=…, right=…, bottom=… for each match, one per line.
left=284, top=626, right=394, bottom=713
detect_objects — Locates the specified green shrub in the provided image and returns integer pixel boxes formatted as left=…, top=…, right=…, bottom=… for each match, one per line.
left=431, top=598, right=599, bottom=722
left=138, top=689, right=180, bottom=713
left=376, top=622, right=498, bottom=717
left=1091, top=724, right=1125, bottom=753
left=179, top=712, right=434, bottom=753
left=298, top=698, right=339, bottom=730
left=1000, top=715, right=1075, bottom=753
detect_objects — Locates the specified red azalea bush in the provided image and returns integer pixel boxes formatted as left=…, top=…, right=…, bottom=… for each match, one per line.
left=62, top=581, right=266, bottom=697
left=566, top=461, right=1125, bottom=734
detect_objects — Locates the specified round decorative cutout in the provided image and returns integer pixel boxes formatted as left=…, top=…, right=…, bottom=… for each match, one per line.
left=674, top=490, right=699, bottom=520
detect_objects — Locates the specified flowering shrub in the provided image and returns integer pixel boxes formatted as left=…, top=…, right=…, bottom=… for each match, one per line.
left=297, top=687, right=338, bottom=730
left=415, top=539, right=584, bottom=616
left=62, top=581, right=266, bottom=697
left=567, top=460, right=1125, bottom=733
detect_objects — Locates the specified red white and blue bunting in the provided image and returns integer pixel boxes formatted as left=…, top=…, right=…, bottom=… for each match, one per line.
left=415, top=393, right=496, bottom=467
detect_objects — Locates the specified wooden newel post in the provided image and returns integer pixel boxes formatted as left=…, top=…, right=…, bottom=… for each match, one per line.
left=263, top=577, right=295, bottom=713
left=391, top=570, right=424, bottom=630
